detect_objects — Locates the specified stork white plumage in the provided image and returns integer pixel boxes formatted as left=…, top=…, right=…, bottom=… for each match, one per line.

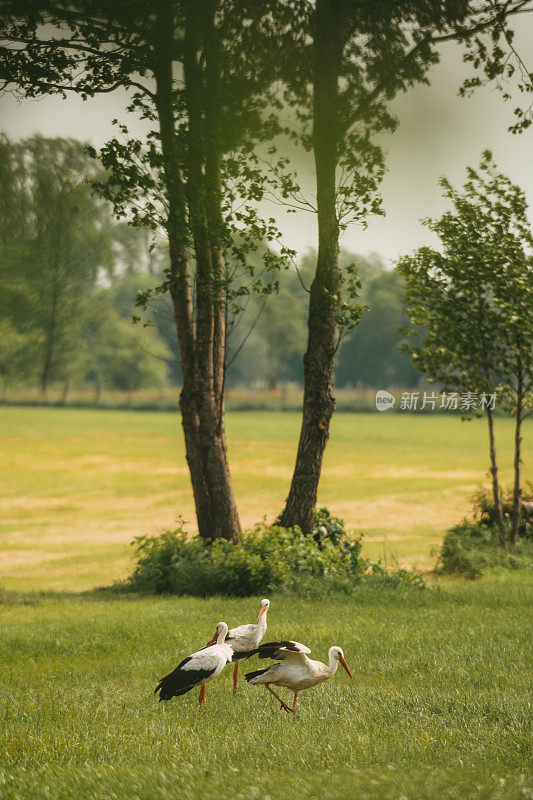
left=245, top=640, right=352, bottom=720
left=206, top=598, right=270, bottom=693
left=155, top=621, right=232, bottom=707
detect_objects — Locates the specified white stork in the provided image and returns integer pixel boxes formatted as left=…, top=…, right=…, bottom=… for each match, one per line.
left=155, top=621, right=232, bottom=707
left=245, top=640, right=352, bottom=720
left=206, top=598, right=270, bottom=693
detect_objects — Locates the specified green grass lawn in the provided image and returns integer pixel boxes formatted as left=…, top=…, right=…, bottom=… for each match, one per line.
left=1, top=407, right=531, bottom=799
left=0, top=406, right=531, bottom=590
left=0, top=575, right=531, bottom=800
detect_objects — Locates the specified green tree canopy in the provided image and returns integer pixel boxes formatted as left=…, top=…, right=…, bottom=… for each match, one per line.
left=398, top=152, right=533, bottom=546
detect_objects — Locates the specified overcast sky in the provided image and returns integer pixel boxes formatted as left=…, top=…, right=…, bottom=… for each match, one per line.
left=1, top=20, right=532, bottom=266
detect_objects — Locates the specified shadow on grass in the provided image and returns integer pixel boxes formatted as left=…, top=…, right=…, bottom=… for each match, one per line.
left=0, top=583, right=135, bottom=606
left=0, top=577, right=432, bottom=607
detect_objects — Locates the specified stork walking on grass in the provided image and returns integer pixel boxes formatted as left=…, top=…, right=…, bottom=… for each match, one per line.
left=155, top=621, right=232, bottom=707
left=206, top=598, right=270, bottom=693
left=245, top=640, right=352, bottom=720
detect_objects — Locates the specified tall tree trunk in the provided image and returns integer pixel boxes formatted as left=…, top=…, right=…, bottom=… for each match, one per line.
left=153, top=0, right=240, bottom=541
left=154, top=0, right=212, bottom=539
left=486, top=407, right=506, bottom=547
left=510, top=358, right=524, bottom=547
left=183, top=0, right=241, bottom=541
left=203, top=0, right=241, bottom=537
left=279, top=0, right=342, bottom=535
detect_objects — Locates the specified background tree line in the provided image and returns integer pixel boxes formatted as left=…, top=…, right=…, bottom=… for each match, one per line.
left=0, top=135, right=170, bottom=400
left=0, top=135, right=420, bottom=401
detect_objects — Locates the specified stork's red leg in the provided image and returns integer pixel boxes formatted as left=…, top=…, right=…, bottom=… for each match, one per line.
left=292, top=692, right=298, bottom=722
left=265, top=684, right=292, bottom=713
left=233, top=662, right=239, bottom=694
left=198, top=685, right=205, bottom=707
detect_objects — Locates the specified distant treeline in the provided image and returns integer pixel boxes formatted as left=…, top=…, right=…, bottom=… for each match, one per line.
left=0, top=135, right=421, bottom=400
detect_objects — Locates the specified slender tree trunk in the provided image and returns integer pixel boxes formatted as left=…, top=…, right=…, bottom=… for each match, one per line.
left=40, top=287, right=58, bottom=396
left=154, top=0, right=212, bottom=539
left=40, top=226, right=63, bottom=397
left=153, top=0, right=240, bottom=541
left=183, top=0, right=241, bottom=541
left=203, top=0, right=241, bottom=538
left=94, top=374, right=102, bottom=403
left=486, top=407, right=506, bottom=547
left=510, top=359, right=524, bottom=547
left=279, top=0, right=342, bottom=534
left=203, top=0, right=226, bottom=413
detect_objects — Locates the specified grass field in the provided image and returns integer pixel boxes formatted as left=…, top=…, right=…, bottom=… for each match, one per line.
left=1, top=406, right=531, bottom=590
left=1, top=576, right=531, bottom=800
left=1, top=406, right=531, bottom=799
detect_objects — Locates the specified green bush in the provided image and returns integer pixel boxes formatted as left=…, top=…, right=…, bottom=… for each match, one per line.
left=436, top=484, right=533, bottom=578
left=437, top=518, right=533, bottom=579
left=471, top=484, right=533, bottom=540
left=312, top=506, right=349, bottom=547
left=122, top=510, right=424, bottom=596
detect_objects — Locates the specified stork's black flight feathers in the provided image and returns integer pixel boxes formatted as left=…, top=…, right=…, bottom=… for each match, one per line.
left=244, top=666, right=271, bottom=683
left=154, top=656, right=216, bottom=702
left=247, top=640, right=310, bottom=660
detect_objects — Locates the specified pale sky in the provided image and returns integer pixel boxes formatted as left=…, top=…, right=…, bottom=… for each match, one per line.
left=1, top=21, right=532, bottom=265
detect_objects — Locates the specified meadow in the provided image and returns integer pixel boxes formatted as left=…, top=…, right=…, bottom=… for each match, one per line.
left=1, top=406, right=530, bottom=591
left=1, top=406, right=532, bottom=799
left=0, top=577, right=531, bottom=800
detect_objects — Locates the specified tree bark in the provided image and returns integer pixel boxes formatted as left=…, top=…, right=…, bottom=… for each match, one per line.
left=183, top=0, right=241, bottom=541
left=279, top=0, right=342, bottom=535
left=40, top=263, right=60, bottom=396
left=510, top=357, right=524, bottom=547
left=203, top=2, right=242, bottom=538
left=153, top=0, right=240, bottom=541
left=486, top=407, right=506, bottom=547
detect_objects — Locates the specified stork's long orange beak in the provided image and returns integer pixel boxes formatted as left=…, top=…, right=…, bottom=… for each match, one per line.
left=206, top=630, right=217, bottom=646
left=339, top=656, right=352, bottom=678
left=257, top=606, right=266, bottom=622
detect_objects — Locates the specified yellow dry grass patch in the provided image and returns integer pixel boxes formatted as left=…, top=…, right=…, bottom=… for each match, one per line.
left=0, top=407, right=530, bottom=590
left=334, top=491, right=468, bottom=531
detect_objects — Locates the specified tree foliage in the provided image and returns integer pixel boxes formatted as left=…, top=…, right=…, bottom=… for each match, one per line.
left=398, top=153, right=532, bottom=546
left=0, top=135, right=116, bottom=393
left=336, top=265, right=420, bottom=389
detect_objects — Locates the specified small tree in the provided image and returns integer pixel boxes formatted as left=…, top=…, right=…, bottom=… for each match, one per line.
left=398, top=153, right=533, bottom=548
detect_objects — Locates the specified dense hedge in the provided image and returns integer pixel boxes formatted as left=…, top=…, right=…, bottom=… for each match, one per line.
left=123, top=508, right=425, bottom=596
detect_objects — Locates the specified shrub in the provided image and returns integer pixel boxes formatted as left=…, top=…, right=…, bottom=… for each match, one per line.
left=436, top=487, right=533, bottom=579
left=122, top=510, right=424, bottom=596
left=312, top=506, right=363, bottom=568
left=437, top=521, right=501, bottom=578
left=471, top=484, right=533, bottom=540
